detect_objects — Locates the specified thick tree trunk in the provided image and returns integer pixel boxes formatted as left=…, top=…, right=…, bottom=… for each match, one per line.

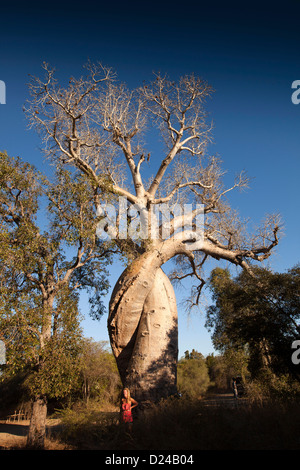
left=108, top=249, right=179, bottom=404
left=125, top=268, right=178, bottom=402
left=27, top=395, right=48, bottom=449
left=26, top=296, right=53, bottom=449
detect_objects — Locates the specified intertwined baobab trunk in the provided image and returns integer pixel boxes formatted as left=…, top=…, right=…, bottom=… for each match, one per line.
left=108, top=249, right=179, bottom=404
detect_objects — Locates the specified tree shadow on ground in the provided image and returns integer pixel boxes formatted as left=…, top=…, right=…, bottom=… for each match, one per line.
left=0, top=422, right=28, bottom=436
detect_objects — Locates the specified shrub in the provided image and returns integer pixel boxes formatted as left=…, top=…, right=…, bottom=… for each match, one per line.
left=177, top=355, right=210, bottom=398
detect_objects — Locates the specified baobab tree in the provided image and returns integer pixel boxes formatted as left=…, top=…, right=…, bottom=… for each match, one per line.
left=26, top=62, right=280, bottom=403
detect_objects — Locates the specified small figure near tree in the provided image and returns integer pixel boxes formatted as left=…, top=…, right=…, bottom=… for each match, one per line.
left=120, top=388, right=138, bottom=426
left=232, top=377, right=238, bottom=399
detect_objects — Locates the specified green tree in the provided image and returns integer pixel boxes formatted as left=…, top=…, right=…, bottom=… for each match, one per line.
left=178, top=350, right=210, bottom=398
left=184, top=349, right=203, bottom=360
left=206, top=266, right=300, bottom=381
left=206, top=351, right=249, bottom=391
left=0, top=152, right=113, bottom=448
left=79, top=340, right=121, bottom=405
left=206, top=354, right=229, bottom=391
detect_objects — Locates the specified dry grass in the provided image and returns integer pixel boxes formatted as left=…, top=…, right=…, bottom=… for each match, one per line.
left=2, top=398, right=300, bottom=450
left=54, top=397, right=300, bottom=450
left=129, top=398, right=300, bottom=450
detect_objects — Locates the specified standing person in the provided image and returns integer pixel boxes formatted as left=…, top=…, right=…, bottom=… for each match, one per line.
left=120, top=388, right=138, bottom=426
left=232, top=377, right=238, bottom=399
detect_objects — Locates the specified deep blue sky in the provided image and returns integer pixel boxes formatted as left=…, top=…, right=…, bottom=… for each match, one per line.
left=1, top=0, right=300, bottom=357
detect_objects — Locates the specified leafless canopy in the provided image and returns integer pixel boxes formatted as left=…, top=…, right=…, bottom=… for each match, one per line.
left=26, top=62, right=280, bottom=303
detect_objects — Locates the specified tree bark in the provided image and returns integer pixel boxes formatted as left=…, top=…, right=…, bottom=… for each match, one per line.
left=26, top=296, right=53, bottom=448
left=108, top=249, right=179, bottom=405
left=27, top=395, right=48, bottom=449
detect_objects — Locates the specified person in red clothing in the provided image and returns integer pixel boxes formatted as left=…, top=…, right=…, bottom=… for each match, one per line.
left=120, top=388, right=138, bottom=426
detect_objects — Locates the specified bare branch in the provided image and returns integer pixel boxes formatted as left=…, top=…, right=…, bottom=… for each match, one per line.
left=25, top=63, right=281, bottom=288
left=141, top=73, right=213, bottom=196
left=25, top=62, right=138, bottom=203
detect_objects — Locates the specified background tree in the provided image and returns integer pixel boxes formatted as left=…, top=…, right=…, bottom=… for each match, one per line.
left=26, top=63, right=280, bottom=404
left=206, top=351, right=249, bottom=392
left=184, top=349, right=204, bottom=360
left=177, top=350, right=210, bottom=398
left=0, top=152, right=112, bottom=448
left=206, top=266, right=300, bottom=382
left=79, top=339, right=121, bottom=405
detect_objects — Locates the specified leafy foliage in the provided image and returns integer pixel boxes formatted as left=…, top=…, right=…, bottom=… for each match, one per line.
left=0, top=151, right=112, bottom=401
left=177, top=350, right=210, bottom=398
left=206, top=265, right=300, bottom=380
left=79, top=340, right=121, bottom=404
left=206, top=350, right=249, bottom=391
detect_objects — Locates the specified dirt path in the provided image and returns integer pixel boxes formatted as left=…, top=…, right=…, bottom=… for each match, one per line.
left=202, top=392, right=248, bottom=407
